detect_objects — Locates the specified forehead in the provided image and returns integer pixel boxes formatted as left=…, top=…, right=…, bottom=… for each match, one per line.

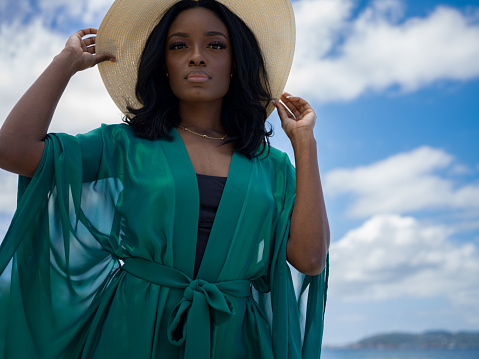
left=167, top=7, right=228, bottom=35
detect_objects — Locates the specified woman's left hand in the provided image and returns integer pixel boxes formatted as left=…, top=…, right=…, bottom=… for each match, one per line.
left=275, top=92, right=329, bottom=276
left=274, top=92, right=316, bottom=140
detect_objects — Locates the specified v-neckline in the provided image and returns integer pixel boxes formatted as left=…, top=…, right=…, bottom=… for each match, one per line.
left=161, top=129, right=252, bottom=282
left=176, top=128, right=232, bottom=179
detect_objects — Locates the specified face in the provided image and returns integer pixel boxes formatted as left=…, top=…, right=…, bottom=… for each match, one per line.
left=165, top=7, right=233, bottom=105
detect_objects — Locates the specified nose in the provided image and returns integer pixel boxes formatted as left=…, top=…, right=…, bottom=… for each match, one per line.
left=189, top=58, right=206, bottom=66
left=189, top=45, right=206, bottom=66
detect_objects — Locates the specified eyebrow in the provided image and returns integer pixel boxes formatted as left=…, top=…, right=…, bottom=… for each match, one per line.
left=167, top=31, right=228, bottom=40
left=205, top=31, right=228, bottom=39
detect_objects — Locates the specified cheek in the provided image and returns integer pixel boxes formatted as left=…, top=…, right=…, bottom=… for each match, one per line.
left=220, top=76, right=231, bottom=94
left=222, top=58, right=233, bottom=92
left=168, top=77, right=183, bottom=99
left=165, top=62, right=182, bottom=94
left=165, top=59, right=176, bottom=77
left=223, top=54, right=233, bottom=75
left=217, top=57, right=232, bottom=80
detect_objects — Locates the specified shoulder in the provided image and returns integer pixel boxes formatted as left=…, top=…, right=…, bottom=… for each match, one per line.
left=97, top=123, right=134, bottom=139
left=71, top=123, right=135, bottom=161
left=75, top=123, right=138, bottom=147
left=250, top=145, right=296, bottom=190
left=265, top=146, right=291, bottom=163
left=256, top=145, right=294, bottom=171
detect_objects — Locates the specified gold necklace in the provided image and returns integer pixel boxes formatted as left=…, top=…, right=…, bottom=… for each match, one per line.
left=177, top=125, right=227, bottom=140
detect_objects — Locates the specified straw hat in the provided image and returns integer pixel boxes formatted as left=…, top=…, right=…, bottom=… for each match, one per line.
left=96, top=0, right=295, bottom=117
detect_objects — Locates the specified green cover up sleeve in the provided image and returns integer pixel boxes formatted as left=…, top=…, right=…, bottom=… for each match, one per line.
left=0, top=130, right=120, bottom=358
left=252, top=151, right=329, bottom=358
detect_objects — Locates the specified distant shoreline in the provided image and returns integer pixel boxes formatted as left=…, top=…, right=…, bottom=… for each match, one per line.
left=323, top=347, right=479, bottom=351
left=324, top=330, right=479, bottom=350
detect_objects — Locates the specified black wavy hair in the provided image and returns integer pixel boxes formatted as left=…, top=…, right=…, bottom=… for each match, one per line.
left=124, top=0, right=273, bottom=158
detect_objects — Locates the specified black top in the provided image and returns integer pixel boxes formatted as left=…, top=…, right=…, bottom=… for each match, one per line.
left=194, top=173, right=227, bottom=278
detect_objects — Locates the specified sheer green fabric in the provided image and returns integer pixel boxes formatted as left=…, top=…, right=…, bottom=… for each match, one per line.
left=0, top=124, right=328, bottom=358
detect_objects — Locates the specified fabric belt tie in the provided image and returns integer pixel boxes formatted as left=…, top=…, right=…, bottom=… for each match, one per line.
left=121, top=257, right=251, bottom=359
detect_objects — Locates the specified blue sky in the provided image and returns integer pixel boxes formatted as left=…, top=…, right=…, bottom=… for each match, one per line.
left=1, top=0, right=479, bottom=346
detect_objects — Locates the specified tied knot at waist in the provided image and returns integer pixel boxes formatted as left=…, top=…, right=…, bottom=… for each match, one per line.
left=121, top=257, right=251, bottom=359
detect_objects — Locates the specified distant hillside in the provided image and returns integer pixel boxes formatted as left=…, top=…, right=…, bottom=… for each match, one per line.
left=341, top=330, right=479, bottom=349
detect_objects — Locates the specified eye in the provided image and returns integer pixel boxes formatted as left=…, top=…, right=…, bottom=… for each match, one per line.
left=208, top=41, right=227, bottom=50
left=169, top=41, right=187, bottom=50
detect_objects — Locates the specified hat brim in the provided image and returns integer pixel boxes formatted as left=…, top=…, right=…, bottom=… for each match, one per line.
left=96, top=0, right=295, bottom=118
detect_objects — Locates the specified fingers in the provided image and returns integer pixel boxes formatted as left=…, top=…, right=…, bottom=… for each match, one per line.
left=280, top=92, right=312, bottom=119
left=62, top=28, right=115, bottom=72
left=82, top=36, right=96, bottom=54
left=71, top=28, right=97, bottom=45
left=273, top=100, right=294, bottom=132
left=77, top=28, right=98, bottom=37
left=273, top=99, right=291, bottom=121
left=275, top=93, right=317, bottom=138
left=280, top=93, right=316, bottom=123
left=83, top=36, right=96, bottom=47
left=67, top=28, right=98, bottom=51
left=92, top=53, right=117, bottom=65
left=281, top=92, right=309, bottom=109
left=77, top=29, right=116, bottom=63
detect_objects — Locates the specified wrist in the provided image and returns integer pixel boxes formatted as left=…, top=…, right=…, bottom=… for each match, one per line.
left=290, top=127, right=316, bottom=152
left=54, top=47, right=82, bottom=76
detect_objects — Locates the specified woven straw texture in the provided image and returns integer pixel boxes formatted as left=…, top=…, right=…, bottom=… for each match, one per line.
left=96, top=0, right=295, bottom=118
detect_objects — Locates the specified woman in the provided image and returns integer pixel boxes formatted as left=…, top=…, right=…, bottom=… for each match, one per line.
left=0, top=0, right=329, bottom=358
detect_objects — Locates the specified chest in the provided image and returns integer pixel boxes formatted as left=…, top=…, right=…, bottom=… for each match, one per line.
left=178, top=131, right=234, bottom=177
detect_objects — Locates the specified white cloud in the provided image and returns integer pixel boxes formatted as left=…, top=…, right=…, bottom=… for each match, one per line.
left=288, top=0, right=479, bottom=102
left=0, top=215, right=11, bottom=241
left=0, top=0, right=32, bottom=23
left=450, top=163, right=473, bottom=175
left=329, top=214, right=479, bottom=314
left=35, top=0, right=114, bottom=26
left=0, top=0, right=113, bottom=30
left=0, top=20, right=121, bottom=136
left=324, top=146, right=479, bottom=217
left=0, top=21, right=62, bottom=219
left=0, top=171, right=17, bottom=214
left=290, top=0, right=355, bottom=58
left=0, top=15, right=122, bottom=219
left=0, top=171, right=16, bottom=245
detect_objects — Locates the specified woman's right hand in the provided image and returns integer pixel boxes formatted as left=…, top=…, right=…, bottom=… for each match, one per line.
left=63, top=28, right=115, bottom=73
left=0, top=28, right=115, bottom=177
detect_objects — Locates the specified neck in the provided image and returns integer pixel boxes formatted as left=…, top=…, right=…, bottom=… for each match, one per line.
left=178, top=100, right=224, bottom=132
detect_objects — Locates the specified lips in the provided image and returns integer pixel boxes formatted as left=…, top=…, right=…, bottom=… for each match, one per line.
left=185, top=70, right=210, bottom=82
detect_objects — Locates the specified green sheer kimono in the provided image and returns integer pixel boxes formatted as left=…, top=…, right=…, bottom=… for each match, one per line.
left=0, top=124, right=328, bottom=358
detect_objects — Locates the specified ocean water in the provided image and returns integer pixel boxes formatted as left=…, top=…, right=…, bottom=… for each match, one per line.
left=321, top=349, right=479, bottom=359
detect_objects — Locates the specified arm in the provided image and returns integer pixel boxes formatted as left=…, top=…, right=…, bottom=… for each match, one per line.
left=0, top=28, right=115, bottom=177
left=274, top=92, right=330, bottom=276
